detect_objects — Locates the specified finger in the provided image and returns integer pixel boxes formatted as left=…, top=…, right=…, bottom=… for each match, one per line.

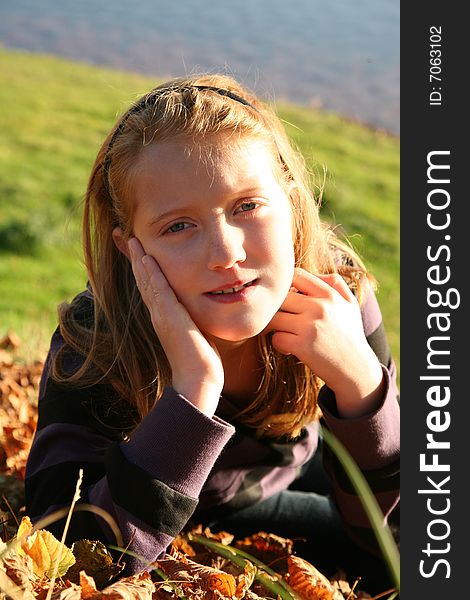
left=141, top=254, right=180, bottom=318
left=276, top=290, right=307, bottom=314
left=128, top=238, right=179, bottom=327
left=269, top=312, right=306, bottom=339
left=315, top=273, right=356, bottom=302
left=271, top=331, right=298, bottom=356
left=292, top=268, right=354, bottom=302
left=128, top=237, right=148, bottom=290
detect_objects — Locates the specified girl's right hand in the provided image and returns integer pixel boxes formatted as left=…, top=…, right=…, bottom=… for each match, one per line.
left=128, top=237, right=224, bottom=417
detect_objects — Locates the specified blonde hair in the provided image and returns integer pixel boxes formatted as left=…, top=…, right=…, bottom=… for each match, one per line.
left=53, top=74, right=372, bottom=438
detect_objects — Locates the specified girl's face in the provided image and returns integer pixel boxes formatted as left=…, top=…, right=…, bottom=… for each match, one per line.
left=130, top=136, right=296, bottom=343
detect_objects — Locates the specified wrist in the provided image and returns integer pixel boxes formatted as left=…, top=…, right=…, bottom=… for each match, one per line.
left=331, top=355, right=385, bottom=419
left=173, top=377, right=223, bottom=417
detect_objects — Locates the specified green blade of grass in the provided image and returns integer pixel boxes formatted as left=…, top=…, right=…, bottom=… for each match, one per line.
left=321, top=426, right=400, bottom=592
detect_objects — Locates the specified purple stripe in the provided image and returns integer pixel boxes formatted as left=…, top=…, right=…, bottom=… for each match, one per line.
left=26, top=423, right=112, bottom=477
left=199, top=468, right=248, bottom=508
left=122, top=387, right=234, bottom=497
left=360, top=287, right=383, bottom=336
left=319, top=366, right=400, bottom=470
left=260, top=466, right=299, bottom=500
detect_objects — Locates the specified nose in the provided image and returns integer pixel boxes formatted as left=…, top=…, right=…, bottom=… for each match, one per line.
left=206, top=222, right=246, bottom=270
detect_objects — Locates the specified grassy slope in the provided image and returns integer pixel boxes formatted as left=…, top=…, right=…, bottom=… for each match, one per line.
left=0, top=48, right=399, bottom=368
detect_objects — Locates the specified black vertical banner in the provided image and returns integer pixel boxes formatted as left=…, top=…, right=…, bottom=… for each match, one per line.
left=401, top=2, right=467, bottom=597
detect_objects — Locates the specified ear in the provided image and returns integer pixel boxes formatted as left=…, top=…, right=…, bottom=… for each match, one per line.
left=112, top=227, right=131, bottom=260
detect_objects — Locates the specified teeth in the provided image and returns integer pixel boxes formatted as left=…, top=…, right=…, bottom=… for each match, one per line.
left=210, top=281, right=253, bottom=295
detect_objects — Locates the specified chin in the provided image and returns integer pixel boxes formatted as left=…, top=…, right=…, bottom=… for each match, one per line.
left=205, top=327, right=259, bottom=344
left=202, top=315, right=272, bottom=344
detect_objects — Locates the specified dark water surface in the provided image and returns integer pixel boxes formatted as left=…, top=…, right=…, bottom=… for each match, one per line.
left=0, top=0, right=399, bottom=133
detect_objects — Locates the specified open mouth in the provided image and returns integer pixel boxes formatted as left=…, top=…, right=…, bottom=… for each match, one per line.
left=207, top=280, right=257, bottom=295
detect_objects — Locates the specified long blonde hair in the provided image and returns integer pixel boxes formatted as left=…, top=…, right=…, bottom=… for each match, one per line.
left=53, top=74, right=371, bottom=438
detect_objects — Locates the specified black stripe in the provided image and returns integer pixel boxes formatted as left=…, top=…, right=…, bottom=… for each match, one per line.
left=220, top=421, right=305, bottom=468
left=105, top=444, right=198, bottom=536
left=366, top=322, right=392, bottom=368
left=37, top=380, right=136, bottom=439
left=25, top=461, right=106, bottom=516
left=38, top=502, right=109, bottom=548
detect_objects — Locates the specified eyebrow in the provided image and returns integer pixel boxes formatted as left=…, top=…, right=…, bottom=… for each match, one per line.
left=146, top=208, right=191, bottom=228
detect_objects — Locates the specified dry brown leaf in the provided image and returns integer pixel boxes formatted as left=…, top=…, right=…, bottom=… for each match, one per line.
left=0, top=349, right=13, bottom=366
left=189, top=524, right=234, bottom=546
left=242, top=591, right=266, bottom=600
left=0, top=538, right=36, bottom=598
left=157, top=552, right=237, bottom=599
left=235, top=531, right=294, bottom=573
left=99, top=571, right=155, bottom=599
left=0, top=354, right=42, bottom=481
left=172, top=533, right=197, bottom=557
left=0, top=332, right=21, bottom=351
left=286, top=555, right=337, bottom=600
left=79, top=570, right=101, bottom=599
left=50, top=583, right=83, bottom=600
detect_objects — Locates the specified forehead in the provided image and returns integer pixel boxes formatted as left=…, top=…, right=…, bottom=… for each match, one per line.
left=133, top=135, right=279, bottom=192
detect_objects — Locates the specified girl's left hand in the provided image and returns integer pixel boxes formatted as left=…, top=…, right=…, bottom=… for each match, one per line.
left=267, top=268, right=385, bottom=418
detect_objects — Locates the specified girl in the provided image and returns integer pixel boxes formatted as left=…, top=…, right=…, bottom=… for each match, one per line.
left=25, top=75, right=399, bottom=590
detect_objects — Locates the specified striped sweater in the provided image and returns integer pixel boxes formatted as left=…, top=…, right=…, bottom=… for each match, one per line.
left=25, top=289, right=400, bottom=573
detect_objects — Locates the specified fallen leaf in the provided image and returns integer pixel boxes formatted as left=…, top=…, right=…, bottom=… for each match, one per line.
left=0, top=332, right=21, bottom=351
left=98, top=571, right=155, bottom=599
left=0, top=538, right=36, bottom=597
left=80, top=570, right=101, bottom=599
left=286, top=555, right=338, bottom=600
left=66, top=539, right=124, bottom=590
left=0, top=355, right=42, bottom=481
left=235, top=531, right=294, bottom=573
left=16, top=515, right=76, bottom=578
left=157, top=551, right=237, bottom=599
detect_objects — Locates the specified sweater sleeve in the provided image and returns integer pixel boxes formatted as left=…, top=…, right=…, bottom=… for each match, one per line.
left=25, top=333, right=234, bottom=574
left=317, top=286, right=400, bottom=555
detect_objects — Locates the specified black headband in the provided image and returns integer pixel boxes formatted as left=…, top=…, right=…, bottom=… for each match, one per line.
left=103, top=85, right=258, bottom=198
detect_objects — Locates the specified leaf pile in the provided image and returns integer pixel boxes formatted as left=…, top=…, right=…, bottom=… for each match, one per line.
left=1, top=519, right=373, bottom=599
left=0, top=333, right=42, bottom=482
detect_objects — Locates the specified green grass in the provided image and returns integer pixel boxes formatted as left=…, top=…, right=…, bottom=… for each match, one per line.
left=0, top=47, right=399, bottom=369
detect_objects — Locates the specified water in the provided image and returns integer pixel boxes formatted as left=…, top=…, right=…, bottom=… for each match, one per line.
left=0, top=0, right=399, bottom=133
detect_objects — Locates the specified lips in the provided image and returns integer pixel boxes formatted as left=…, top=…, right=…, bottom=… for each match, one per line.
left=207, top=279, right=257, bottom=295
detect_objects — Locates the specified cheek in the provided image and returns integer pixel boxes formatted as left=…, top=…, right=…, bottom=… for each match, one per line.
left=143, top=246, right=192, bottom=299
left=264, top=214, right=296, bottom=269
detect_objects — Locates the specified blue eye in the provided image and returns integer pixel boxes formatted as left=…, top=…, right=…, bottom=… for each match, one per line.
left=238, top=201, right=258, bottom=213
left=167, top=222, right=190, bottom=233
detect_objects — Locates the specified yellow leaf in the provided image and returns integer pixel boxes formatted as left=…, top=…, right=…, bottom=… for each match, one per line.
left=16, top=516, right=76, bottom=578
left=40, top=530, right=76, bottom=578
left=16, top=515, right=33, bottom=544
